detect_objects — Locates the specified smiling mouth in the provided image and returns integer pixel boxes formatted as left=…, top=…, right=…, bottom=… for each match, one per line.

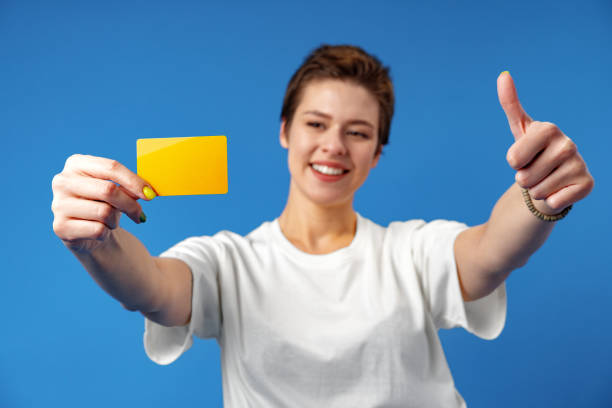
left=310, top=163, right=350, bottom=175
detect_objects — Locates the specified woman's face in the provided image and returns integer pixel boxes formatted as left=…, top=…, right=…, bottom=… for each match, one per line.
left=280, top=79, right=381, bottom=208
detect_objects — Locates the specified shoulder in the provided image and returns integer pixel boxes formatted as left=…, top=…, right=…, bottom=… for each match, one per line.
left=387, top=218, right=467, bottom=237
left=358, top=214, right=468, bottom=250
left=160, top=220, right=274, bottom=260
left=360, top=214, right=464, bottom=236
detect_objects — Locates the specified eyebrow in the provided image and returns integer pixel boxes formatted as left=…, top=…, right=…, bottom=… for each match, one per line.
left=302, top=110, right=375, bottom=129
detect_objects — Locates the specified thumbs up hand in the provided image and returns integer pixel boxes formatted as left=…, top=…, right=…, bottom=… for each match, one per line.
left=497, top=71, right=594, bottom=215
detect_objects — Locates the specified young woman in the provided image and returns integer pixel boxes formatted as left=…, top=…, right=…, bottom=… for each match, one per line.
left=51, top=45, right=593, bottom=407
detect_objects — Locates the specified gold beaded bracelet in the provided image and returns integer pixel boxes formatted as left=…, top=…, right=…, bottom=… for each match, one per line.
left=521, top=188, right=572, bottom=222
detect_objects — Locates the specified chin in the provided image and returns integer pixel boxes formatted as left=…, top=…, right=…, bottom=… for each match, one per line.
left=289, top=170, right=360, bottom=208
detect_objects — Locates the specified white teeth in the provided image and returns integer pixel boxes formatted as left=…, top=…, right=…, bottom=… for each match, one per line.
left=312, top=164, right=345, bottom=175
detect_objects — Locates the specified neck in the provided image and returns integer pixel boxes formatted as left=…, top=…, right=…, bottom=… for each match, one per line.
left=278, top=181, right=357, bottom=254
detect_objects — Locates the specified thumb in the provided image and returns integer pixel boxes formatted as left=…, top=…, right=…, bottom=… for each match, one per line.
left=497, top=71, right=532, bottom=140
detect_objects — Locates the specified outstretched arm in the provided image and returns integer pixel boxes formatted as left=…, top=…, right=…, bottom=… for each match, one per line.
left=454, top=72, right=594, bottom=302
left=52, top=154, right=193, bottom=326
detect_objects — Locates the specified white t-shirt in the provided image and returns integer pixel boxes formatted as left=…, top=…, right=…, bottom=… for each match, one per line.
left=144, top=214, right=507, bottom=407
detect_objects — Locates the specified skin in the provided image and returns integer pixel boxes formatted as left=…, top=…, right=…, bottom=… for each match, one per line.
left=51, top=155, right=192, bottom=325
left=50, top=72, right=594, bottom=328
left=278, top=79, right=381, bottom=254
left=453, top=72, right=594, bottom=301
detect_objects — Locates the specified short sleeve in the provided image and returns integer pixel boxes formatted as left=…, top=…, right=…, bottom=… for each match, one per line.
left=409, top=220, right=507, bottom=340
left=144, top=236, right=223, bottom=365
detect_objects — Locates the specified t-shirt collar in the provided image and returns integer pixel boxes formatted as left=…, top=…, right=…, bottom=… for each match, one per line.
left=270, top=212, right=366, bottom=266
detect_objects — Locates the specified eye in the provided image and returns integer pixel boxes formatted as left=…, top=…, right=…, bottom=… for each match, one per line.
left=348, top=130, right=370, bottom=139
left=307, top=121, right=324, bottom=129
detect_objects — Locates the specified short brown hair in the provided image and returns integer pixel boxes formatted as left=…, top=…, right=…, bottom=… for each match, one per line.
left=280, top=44, right=394, bottom=152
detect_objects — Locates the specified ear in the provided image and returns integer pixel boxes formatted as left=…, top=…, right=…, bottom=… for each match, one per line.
left=279, top=118, right=289, bottom=149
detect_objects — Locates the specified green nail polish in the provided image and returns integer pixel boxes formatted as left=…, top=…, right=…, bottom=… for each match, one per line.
left=139, top=212, right=147, bottom=223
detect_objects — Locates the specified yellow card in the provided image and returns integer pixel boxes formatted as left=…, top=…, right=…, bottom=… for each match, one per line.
left=137, top=135, right=228, bottom=196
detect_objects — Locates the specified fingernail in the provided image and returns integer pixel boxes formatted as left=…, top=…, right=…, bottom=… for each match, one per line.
left=500, top=70, right=510, bottom=76
left=143, top=186, right=157, bottom=200
left=139, top=212, right=147, bottom=223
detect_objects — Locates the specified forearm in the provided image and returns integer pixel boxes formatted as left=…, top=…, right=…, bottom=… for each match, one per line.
left=455, top=72, right=593, bottom=302
left=71, top=227, right=162, bottom=313
left=479, top=182, right=556, bottom=274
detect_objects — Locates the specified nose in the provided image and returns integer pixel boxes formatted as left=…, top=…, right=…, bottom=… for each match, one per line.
left=321, top=127, right=347, bottom=156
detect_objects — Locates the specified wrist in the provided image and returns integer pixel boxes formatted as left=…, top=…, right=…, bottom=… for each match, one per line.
left=521, top=188, right=572, bottom=222
left=528, top=194, right=564, bottom=216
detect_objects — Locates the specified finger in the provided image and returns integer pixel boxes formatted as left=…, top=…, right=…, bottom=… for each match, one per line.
left=544, top=183, right=591, bottom=213
left=55, top=218, right=111, bottom=243
left=507, top=121, right=562, bottom=170
left=64, top=154, right=156, bottom=201
left=497, top=71, right=533, bottom=140
left=526, top=158, right=577, bottom=201
left=513, top=126, right=575, bottom=186
left=58, top=174, right=143, bottom=223
left=55, top=197, right=124, bottom=228
left=529, top=152, right=591, bottom=196
left=119, top=184, right=140, bottom=200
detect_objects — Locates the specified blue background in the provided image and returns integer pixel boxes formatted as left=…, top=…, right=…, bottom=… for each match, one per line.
left=2, top=0, right=611, bottom=406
